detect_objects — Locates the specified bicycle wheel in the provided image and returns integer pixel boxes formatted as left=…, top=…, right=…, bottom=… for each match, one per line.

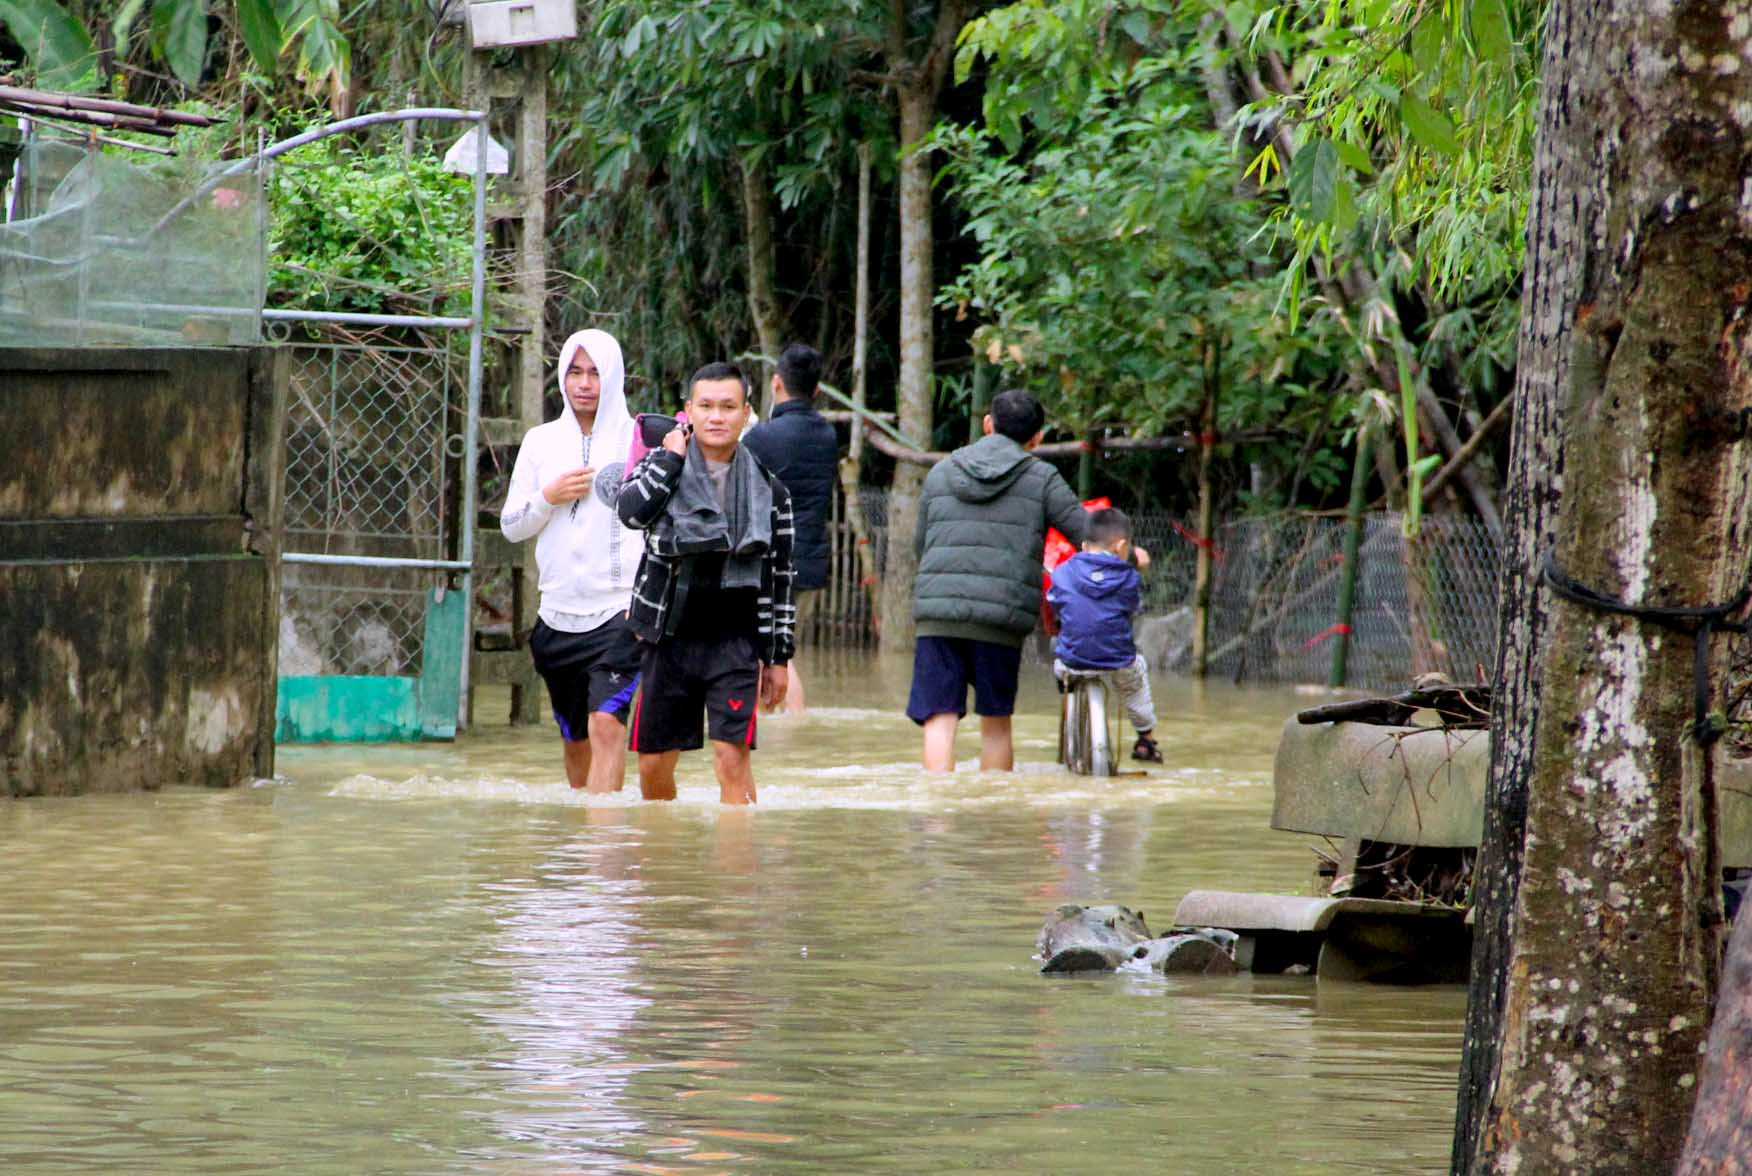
left=1063, top=678, right=1091, bottom=774
left=1085, top=680, right=1112, bottom=777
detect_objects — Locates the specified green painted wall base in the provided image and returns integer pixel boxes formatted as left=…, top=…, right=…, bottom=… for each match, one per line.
left=275, top=588, right=465, bottom=744
left=276, top=675, right=421, bottom=742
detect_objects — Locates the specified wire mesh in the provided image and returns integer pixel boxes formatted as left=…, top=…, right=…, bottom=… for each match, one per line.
left=842, top=490, right=1502, bottom=692
left=281, top=340, right=458, bottom=556
left=279, top=572, right=434, bottom=678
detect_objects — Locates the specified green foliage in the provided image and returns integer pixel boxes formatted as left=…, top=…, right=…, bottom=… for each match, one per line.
left=0, top=0, right=97, bottom=88
left=547, top=0, right=895, bottom=395
left=940, top=0, right=1349, bottom=488
left=1230, top=0, right=1540, bottom=365
left=267, top=138, right=473, bottom=316
left=0, top=0, right=347, bottom=97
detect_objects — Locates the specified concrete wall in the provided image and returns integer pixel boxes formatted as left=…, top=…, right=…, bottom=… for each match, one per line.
left=0, top=348, right=286, bottom=796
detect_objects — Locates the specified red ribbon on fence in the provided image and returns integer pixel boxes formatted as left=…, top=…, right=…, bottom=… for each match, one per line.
left=1301, top=623, right=1353, bottom=650
left=1170, top=520, right=1224, bottom=561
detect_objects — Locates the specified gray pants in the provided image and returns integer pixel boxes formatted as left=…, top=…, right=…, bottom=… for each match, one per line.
left=1054, top=654, right=1157, bottom=735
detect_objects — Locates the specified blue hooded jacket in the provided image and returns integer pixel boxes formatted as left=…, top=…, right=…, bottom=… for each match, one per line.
left=1047, top=550, right=1141, bottom=669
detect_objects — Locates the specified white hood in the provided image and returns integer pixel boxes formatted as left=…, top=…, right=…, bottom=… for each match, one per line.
left=498, top=328, right=644, bottom=627
left=554, top=328, right=634, bottom=459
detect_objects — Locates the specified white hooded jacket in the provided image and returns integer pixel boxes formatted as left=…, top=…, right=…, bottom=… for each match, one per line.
left=500, top=329, right=644, bottom=630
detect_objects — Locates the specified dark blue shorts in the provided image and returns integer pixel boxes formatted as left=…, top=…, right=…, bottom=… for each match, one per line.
left=905, top=636, right=1024, bottom=724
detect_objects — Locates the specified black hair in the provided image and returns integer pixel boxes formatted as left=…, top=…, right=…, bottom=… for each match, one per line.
left=688, top=361, right=748, bottom=403
left=1085, top=507, right=1132, bottom=547
left=989, top=389, right=1046, bottom=442
left=776, top=342, right=823, bottom=399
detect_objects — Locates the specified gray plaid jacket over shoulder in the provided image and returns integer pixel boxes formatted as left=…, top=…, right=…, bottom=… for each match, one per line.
left=615, top=447, right=797, bottom=665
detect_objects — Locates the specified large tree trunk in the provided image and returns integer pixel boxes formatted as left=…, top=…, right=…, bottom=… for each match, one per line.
left=1458, top=5, right=1752, bottom=1172
left=876, top=1, right=967, bottom=651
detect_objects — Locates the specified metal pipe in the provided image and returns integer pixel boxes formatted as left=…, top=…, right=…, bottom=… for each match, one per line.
left=86, top=300, right=475, bottom=330
left=282, top=553, right=473, bottom=571
left=265, top=308, right=475, bottom=329
left=152, top=108, right=485, bottom=238
left=456, top=108, right=489, bottom=728
left=1329, top=421, right=1373, bottom=688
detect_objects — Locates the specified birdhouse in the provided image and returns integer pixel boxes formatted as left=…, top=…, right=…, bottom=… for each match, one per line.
left=465, top=0, right=577, bottom=48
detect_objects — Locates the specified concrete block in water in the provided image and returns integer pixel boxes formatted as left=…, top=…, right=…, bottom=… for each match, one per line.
left=1036, top=903, right=1238, bottom=975
left=1275, top=715, right=1752, bottom=867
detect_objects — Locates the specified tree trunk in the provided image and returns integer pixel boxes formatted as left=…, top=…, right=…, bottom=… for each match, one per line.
left=1459, top=5, right=1752, bottom=1172
left=740, top=152, right=786, bottom=416
left=1677, top=904, right=1752, bottom=1173
left=876, top=1, right=967, bottom=652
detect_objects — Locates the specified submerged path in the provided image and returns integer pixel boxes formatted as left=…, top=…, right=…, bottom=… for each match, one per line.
left=0, top=651, right=1462, bottom=1174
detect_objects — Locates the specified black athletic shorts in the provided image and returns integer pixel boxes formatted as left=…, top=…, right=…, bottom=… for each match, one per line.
left=629, top=632, right=761, bottom=753
left=905, top=634, right=1023, bottom=723
left=529, top=616, right=642, bottom=741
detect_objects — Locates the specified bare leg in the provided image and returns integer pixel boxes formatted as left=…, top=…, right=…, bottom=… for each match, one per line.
left=922, top=712, right=958, bottom=772
left=979, top=715, right=1014, bottom=772
left=562, top=738, right=592, bottom=790
left=783, top=663, right=806, bottom=715
left=584, top=711, right=628, bottom=793
left=639, top=750, right=680, bottom=801
left=711, top=740, right=756, bottom=804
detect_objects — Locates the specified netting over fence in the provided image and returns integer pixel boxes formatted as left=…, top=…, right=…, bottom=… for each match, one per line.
left=841, top=492, right=1500, bottom=692
left=1143, top=514, right=1501, bottom=690
left=0, top=138, right=263, bottom=346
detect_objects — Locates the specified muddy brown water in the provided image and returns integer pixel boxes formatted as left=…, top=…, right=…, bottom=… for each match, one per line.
left=1, top=651, right=1463, bottom=1174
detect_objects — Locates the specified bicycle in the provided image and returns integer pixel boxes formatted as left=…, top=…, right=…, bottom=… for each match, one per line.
left=1057, top=667, right=1118, bottom=776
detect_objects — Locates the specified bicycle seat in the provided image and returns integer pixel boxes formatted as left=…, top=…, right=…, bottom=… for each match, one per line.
left=1057, top=667, right=1110, bottom=683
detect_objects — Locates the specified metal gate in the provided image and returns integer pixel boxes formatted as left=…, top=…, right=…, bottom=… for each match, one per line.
left=256, top=109, right=489, bottom=741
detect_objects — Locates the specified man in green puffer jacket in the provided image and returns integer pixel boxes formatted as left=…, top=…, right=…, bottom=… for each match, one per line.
left=907, top=390, right=1090, bottom=771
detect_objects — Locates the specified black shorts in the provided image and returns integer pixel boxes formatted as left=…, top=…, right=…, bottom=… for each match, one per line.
left=905, top=635, right=1023, bottom=723
left=529, top=617, right=642, bottom=741
left=629, top=632, right=761, bottom=753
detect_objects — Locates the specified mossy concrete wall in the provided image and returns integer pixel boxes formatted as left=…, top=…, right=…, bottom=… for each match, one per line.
left=0, top=348, right=287, bottom=796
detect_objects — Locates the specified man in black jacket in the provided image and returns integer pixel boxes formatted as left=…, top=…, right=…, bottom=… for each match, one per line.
left=616, top=363, right=797, bottom=803
left=742, top=343, right=837, bottom=714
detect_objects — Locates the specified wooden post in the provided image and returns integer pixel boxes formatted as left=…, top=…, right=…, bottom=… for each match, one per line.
left=1676, top=902, right=1752, bottom=1172
left=851, top=143, right=871, bottom=465
left=839, top=142, right=880, bottom=639
left=1329, top=421, right=1370, bottom=688
left=515, top=46, right=548, bottom=432
left=968, top=356, right=995, bottom=445
left=1189, top=342, right=1219, bottom=678
left=463, top=41, right=547, bottom=725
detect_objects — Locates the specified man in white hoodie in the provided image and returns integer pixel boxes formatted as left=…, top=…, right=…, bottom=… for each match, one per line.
left=500, top=329, right=644, bottom=792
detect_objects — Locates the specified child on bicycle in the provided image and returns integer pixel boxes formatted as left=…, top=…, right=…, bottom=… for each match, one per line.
left=1045, top=507, right=1163, bottom=764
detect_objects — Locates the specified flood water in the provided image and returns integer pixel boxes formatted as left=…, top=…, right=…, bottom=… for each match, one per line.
left=1, top=651, right=1464, bottom=1174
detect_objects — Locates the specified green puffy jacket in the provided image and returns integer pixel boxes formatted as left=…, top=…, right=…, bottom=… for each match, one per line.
left=912, top=433, right=1090, bottom=647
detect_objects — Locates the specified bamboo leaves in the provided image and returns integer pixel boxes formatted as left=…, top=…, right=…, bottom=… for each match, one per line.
left=0, top=0, right=97, bottom=89
left=152, top=0, right=207, bottom=87
left=235, top=0, right=282, bottom=78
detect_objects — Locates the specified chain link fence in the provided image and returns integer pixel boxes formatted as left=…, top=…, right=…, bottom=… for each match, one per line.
left=277, top=336, right=463, bottom=679
left=833, top=491, right=1501, bottom=693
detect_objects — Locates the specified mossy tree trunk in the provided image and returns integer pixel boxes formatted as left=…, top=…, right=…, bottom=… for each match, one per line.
left=1457, top=4, right=1752, bottom=1172
left=876, top=0, right=969, bottom=651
